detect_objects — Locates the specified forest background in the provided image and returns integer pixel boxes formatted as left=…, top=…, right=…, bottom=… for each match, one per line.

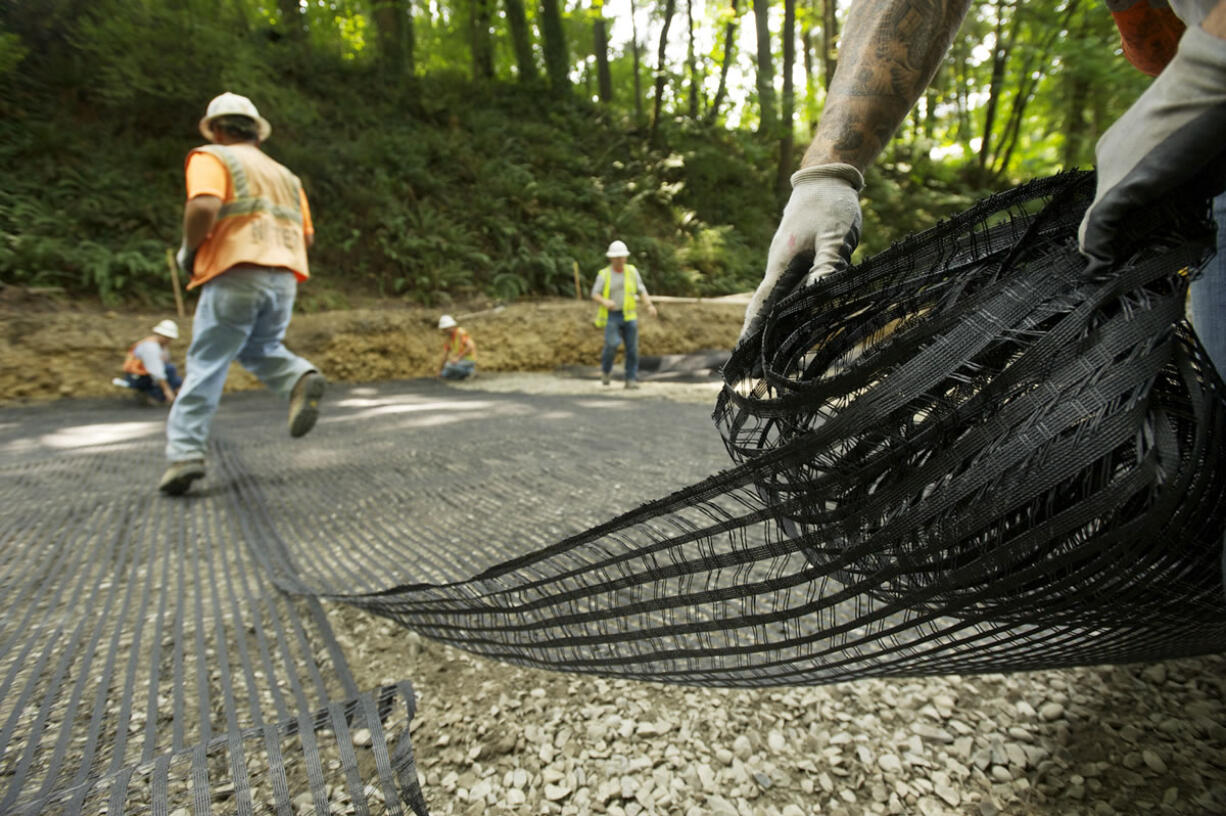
left=0, top=0, right=1150, bottom=310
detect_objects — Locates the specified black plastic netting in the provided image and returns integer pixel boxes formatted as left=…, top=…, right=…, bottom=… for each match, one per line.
left=4, top=171, right=1226, bottom=816
left=301, top=171, right=1226, bottom=681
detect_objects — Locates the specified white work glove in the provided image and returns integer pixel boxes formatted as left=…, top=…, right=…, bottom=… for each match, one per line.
left=741, top=163, right=864, bottom=343
left=1079, top=24, right=1226, bottom=267
left=175, top=243, right=196, bottom=277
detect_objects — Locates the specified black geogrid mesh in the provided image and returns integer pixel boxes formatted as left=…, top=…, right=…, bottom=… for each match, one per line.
left=316, top=173, right=1226, bottom=684
left=3, top=172, right=1225, bottom=815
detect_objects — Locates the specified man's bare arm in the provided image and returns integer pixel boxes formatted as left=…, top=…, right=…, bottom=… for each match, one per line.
left=182, top=195, right=222, bottom=250
left=803, top=0, right=971, bottom=171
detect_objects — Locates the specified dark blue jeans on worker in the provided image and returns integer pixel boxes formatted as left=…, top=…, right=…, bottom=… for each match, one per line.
left=601, top=310, right=639, bottom=382
left=1188, top=193, right=1226, bottom=379
left=1189, top=193, right=1226, bottom=593
left=441, top=360, right=476, bottom=380
left=125, top=364, right=181, bottom=402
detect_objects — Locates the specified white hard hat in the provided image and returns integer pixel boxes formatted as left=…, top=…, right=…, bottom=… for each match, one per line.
left=438, top=315, right=457, bottom=330
left=199, top=92, right=272, bottom=143
left=606, top=240, right=630, bottom=258
left=153, top=319, right=179, bottom=340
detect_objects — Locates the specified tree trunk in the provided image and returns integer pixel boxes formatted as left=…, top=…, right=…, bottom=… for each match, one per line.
left=470, top=0, right=494, bottom=80
left=687, top=0, right=699, bottom=118
left=540, top=0, right=569, bottom=92
left=594, top=0, right=613, bottom=102
left=954, top=39, right=971, bottom=143
left=504, top=0, right=537, bottom=82
left=776, top=0, right=796, bottom=201
left=924, top=78, right=938, bottom=139
left=821, top=0, right=837, bottom=91
left=706, top=0, right=740, bottom=125
left=993, top=0, right=1080, bottom=176
left=978, top=0, right=1012, bottom=171
left=753, top=0, right=776, bottom=137
left=1063, top=8, right=1091, bottom=168
left=372, top=0, right=408, bottom=78
left=631, top=0, right=644, bottom=123
left=278, top=0, right=305, bottom=41
left=649, top=0, right=678, bottom=143
left=801, top=24, right=817, bottom=135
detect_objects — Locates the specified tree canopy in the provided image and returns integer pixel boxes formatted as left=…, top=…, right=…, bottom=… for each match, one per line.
left=0, top=0, right=1149, bottom=307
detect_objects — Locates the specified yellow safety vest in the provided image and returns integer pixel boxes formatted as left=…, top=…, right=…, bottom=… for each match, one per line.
left=594, top=265, right=639, bottom=328
left=185, top=143, right=310, bottom=290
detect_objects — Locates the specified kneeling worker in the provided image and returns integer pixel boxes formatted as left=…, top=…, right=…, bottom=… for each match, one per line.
left=122, top=319, right=182, bottom=404
left=438, top=315, right=477, bottom=380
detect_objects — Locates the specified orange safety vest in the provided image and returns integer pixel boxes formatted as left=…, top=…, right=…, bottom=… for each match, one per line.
left=185, top=143, right=311, bottom=290
left=1109, top=0, right=1185, bottom=76
left=444, top=328, right=475, bottom=361
left=122, top=336, right=161, bottom=377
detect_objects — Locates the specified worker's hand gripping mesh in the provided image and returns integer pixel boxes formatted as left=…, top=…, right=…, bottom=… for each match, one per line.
left=716, top=171, right=1226, bottom=630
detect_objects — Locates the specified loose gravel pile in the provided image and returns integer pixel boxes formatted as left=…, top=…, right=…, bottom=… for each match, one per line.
left=334, top=375, right=1226, bottom=816
left=340, top=609, right=1226, bottom=816
left=3, top=374, right=1223, bottom=815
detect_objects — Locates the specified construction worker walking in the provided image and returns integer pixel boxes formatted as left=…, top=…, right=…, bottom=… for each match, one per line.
left=120, top=319, right=182, bottom=405
left=437, top=315, right=478, bottom=380
left=159, top=92, right=326, bottom=496
left=591, top=240, right=657, bottom=389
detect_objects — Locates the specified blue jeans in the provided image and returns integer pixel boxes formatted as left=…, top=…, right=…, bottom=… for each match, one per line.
left=126, top=364, right=182, bottom=402
left=1188, top=193, right=1226, bottom=378
left=1188, top=193, right=1226, bottom=592
left=601, top=311, right=639, bottom=382
left=441, top=360, right=476, bottom=380
left=166, top=267, right=316, bottom=462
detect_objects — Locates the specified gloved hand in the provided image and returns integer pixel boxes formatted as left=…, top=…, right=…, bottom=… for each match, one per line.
left=175, top=243, right=197, bottom=277
left=1079, top=24, right=1226, bottom=267
left=740, top=163, right=864, bottom=343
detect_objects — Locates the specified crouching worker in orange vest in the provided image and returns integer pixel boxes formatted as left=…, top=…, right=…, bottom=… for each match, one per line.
left=159, top=93, right=327, bottom=496
left=120, top=319, right=182, bottom=405
left=437, top=315, right=477, bottom=380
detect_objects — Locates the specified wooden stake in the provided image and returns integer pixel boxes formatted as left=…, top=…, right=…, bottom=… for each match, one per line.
left=573, top=260, right=582, bottom=300
left=165, top=248, right=185, bottom=319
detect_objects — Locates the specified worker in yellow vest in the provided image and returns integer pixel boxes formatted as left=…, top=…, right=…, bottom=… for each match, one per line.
left=159, top=93, right=327, bottom=496
left=591, top=240, right=657, bottom=389
left=119, top=319, right=182, bottom=405
left=437, top=314, right=478, bottom=379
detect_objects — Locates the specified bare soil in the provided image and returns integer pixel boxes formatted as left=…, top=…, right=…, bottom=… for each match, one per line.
left=0, top=292, right=747, bottom=404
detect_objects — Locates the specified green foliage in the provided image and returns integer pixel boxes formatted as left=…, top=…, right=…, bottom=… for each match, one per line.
left=0, top=28, right=26, bottom=78
left=0, top=0, right=1161, bottom=309
left=859, top=141, right=996, bottom=260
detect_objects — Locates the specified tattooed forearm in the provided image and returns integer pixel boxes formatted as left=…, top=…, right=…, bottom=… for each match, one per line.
left=802, top=0, right=971, bottom=171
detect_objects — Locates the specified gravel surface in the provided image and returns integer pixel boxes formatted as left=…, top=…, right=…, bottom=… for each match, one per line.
left=322, top=374, right=1226, bottom=816
left=3, top=371, right=1223, bottom=816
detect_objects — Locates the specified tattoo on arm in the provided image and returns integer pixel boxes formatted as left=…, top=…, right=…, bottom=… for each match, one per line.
left=803, top=0, right=972, bottom=171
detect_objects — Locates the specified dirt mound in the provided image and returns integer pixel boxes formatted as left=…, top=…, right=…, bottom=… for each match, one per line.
left=0, top=297, right=745, bottom=404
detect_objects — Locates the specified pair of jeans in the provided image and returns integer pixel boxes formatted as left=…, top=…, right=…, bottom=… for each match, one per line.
left=126, top=364, right=181, bottom=402
left=1188, top=193, right=1226, bottom=378
left=166, top=266, right=316, bottom=462
left=1186, top=193, right=1226, bottom=592
left=600, top=310, right=639, bottom=382
left=441, top=360, right=476, bottom=380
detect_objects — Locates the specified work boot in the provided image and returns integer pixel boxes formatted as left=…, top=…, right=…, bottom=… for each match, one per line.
left=601, top=372, right=611, bottom=386
left=289, top=371, right=326, bottom=438
left=158, top=459, right=205, bottom=496
left=625, top=380, right=640, bottom=390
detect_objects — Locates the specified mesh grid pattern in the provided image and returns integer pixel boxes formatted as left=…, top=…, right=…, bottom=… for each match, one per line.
left=2, top=172, right=1223, bottom=814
